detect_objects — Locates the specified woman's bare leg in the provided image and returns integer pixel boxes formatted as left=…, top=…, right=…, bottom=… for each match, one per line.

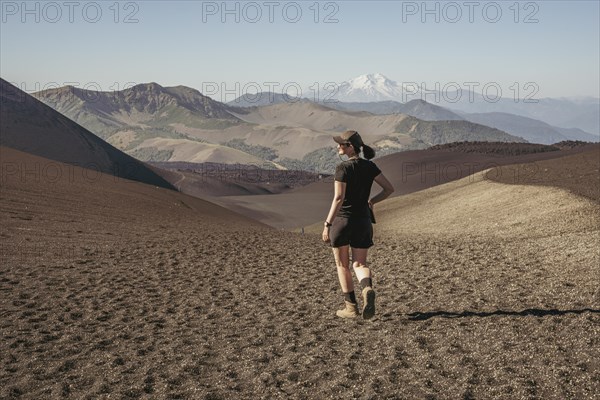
left=332, top=245, right=353, bottom=292
left=351, top=247, right=371, bottom=284
left=351, top=247, right=376, bottom=319
left=332, top=245, right=360, bottom=318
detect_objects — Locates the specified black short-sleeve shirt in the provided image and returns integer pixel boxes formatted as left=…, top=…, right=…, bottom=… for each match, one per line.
left=334, top=158, right=382, bottom=218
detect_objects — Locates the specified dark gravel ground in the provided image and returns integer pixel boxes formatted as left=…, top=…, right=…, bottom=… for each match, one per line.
left=1, top=146, right=599, bottom=399
left=485, top=144, right=599, bottom=203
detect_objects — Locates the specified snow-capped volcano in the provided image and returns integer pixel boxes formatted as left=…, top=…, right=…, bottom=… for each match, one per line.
left=330, top=73, right=406, bottom=102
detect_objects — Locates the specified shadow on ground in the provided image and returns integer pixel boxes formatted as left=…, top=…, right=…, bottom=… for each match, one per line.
left=407, top=308, right=600, bottom=321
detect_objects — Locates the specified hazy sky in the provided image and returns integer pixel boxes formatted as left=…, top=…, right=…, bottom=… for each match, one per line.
left=2, top=0, right=599, bottom=101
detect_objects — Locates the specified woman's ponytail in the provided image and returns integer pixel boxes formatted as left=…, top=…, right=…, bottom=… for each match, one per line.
left=362, top=144, right=376, bottom=160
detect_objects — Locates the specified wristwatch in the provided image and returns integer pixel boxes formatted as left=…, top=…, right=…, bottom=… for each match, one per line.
left=324, top=221, right=333, bottom=228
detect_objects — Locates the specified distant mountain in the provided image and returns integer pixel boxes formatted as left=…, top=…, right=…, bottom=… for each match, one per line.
left=31, top=82, right=289, bottom=166
left=227, top=92, right=300, bottom=108
left=556, top=108, right=600, bottom=136
left=460, top=112, right=599, bottom=144
left=394, top=117, right=525, bottom=146
left=31, top=80, right=526, bottom=173
left=0, top=78, right=174, bottom=189
left=228, top=100, right=409, bottom=134
left=35, top=82, right=243, bottom=139
left=399, top=100, right=465, bottom=121
left=326, top=99, right=464, bottom=121
left=429, top=90, right=600, bottom=135
left=555, top=127, right=599, bottom=142
left=323, top=73, right=409, bottom=102
left=308, top=73, right=599, bottom=135
left=318, top=99, right=598, bottom=143
left=228, top=93, right=465, bottom=122
left=231, top=100, right=524, bottom=166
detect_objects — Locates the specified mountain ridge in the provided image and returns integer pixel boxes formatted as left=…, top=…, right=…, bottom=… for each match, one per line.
left=32, top=81, right=528, bottom=172
left=0, top=78, right=175, bottom=190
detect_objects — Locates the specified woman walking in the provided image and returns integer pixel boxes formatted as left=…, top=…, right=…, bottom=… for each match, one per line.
left=322, top=130, right=394, bottom=319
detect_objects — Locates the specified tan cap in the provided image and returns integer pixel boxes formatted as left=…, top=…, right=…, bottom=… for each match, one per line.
left=333, top=130, right=364, bottom=147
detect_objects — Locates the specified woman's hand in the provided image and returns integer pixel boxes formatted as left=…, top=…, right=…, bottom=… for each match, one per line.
left=322, top=226, right=330, bottom=243
left=368, top=200, right=377, bottom=224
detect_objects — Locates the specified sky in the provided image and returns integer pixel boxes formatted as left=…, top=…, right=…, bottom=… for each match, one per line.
left=1, top=0, right=599, bottom=102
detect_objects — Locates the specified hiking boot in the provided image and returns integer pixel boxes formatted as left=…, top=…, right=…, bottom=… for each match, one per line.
left=362, top=287, right=376, bottom=320
left=336, top=301, right=359, bottom=319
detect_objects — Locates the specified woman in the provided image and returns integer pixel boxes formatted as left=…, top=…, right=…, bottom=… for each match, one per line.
left=322, top=130, right=394, bottom=320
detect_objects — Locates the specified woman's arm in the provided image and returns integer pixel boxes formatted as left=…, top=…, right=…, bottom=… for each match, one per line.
left=322, top=181, right=345, bottom=242
left=325, top=180, right=346, bottom=224
left=369, top=173, right=394, bottom=205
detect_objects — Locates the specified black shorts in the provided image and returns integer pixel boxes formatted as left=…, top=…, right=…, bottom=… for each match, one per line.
left=329, top=216, right=373, bottom=248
